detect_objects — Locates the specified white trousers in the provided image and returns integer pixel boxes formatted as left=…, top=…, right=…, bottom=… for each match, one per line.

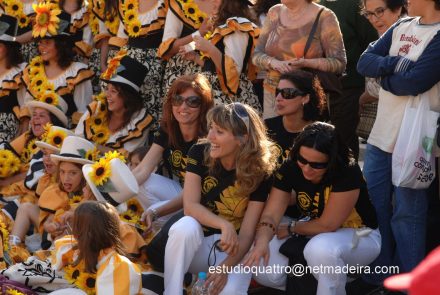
left=136, top=174, right=182, bottom=226
left=254, top=227, right=381, bottom=295
left=164, top=216, right=252, bottom=295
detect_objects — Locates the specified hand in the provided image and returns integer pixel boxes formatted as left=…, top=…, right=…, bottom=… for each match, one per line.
left=358, top=91, right=378, bottom=114
left=276, top=223, right=290, bottom=239
left=243, top=241, right=270, bottom=267
left=270, top=59, right=297, bottom=74
left=193, top=35, right=213, bottom=54
left=286, top=57, right=308, bottom=69
left=141, top=210, right=154, bottom=234
left=206, top=272, right=228, bottom=295
left=198, top=18, right=213, bottom=36
left=59, top=211, right=74, bottom=229
left=45, top=222, right=66, bottom=238
left=219, top=221, right=239, bottom=256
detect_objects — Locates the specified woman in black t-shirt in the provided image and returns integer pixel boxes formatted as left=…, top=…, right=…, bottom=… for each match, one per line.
left=244, top=122, right=380, bottom=294
left=164, top=103, right=277, bottom=295
left=132, top=74, right=214, bottom=228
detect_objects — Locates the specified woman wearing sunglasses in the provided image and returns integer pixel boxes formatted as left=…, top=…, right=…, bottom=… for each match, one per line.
left=163, top=102, right=276, bottom=295
left=132, top=74, right=214, bottom=228
left=244, top=122, right=380, bottom=294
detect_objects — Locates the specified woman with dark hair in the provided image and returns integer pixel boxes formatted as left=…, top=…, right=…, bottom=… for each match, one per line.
left=21, top=5, right=94, bottom=127
left=132, top=73, right=214, bottom=227
left=76, top=53, right=154, bottom=155
left=245, top=122, right=380, bottom=294
left=0, top=14, right=25, bottom=142
left=104, top=0, right=168, bottom=123
left=184, top=0, right=262, bottom=112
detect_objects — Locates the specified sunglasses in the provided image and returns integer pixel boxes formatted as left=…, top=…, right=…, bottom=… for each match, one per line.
left=172, top=95, right=202, bottom=108
left=275, top=88, right=307, bottom=99
left=228, top=102, right=250, bottom=133
left=296, top=153, right=328, bottom=169
left=361, top=7, right=388, bottom=19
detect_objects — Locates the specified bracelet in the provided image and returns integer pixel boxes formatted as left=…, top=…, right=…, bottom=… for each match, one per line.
left=191, top=31, right=201, bottom=39
left=149, top=208, right=158, bottom=222
left=258, top=221, right=276, bottom=234
left=288, top=220, right=297, bottom=236
left=268, top=57, right=276, bottom=69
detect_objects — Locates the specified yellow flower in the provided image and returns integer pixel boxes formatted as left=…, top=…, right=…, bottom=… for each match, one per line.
left=124, top=10, right=136, bottom=22
left=39, top=92, right=59, bottom=106
left=30, top=73, right=45, bottom=90
left=4, top=0, right=23, bottom=16
left=69, top=194, right=83, bottom=206
left=18, top=15, right=30, bottom=28
left=120, top=210, right=139, bottom=224
left=76, top=272, right=96, bottom=295
left=126, top=19, right=141, bottom=37
left=46, top=129, right=67, bottom=148
left=89, top=158, right=111, bottom=186
left=29, top=56, right=44, bottom=68
left=105, top=14, right=119, bottom=35
left=124, top=0, right=138, bottom=11
left=126, top=198, right=143, bottom=215
left=32, top=2, right=62, bottom=38
left=103, top=150, right=125, bottom=163
left=5, top=289, right=25, bottom=295
left=92, top=126, right=110, bottom=144
left=93, top=92, right=106, bottom=104
left=84, top=147, right=100, bottom=162
left=27, top=138, right=39, bottom=155
left=0, top=220, right=10, bottom=253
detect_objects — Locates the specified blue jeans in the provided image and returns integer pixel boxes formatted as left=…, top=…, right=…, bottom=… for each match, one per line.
left=362, top=144, right=428, bottom=283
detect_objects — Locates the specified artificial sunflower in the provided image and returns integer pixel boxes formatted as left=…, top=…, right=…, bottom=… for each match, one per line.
left=126, top=198, right=143, bottom=215
left=40, top=122, right=53, bottom=141
left=32, top=2, right=62, bottom=38
left=101, top=49, right=127, bottom=79
left=103, top=150, right=125, bottom=163
left=89, top=158, right=111, bottom=186
left=120, top=210, right=138, bottom=223
left=46, top=128, right=67, bottom=148
left=84, top=147, right=100, bottom=162
left=0, top=220, right=10, bottom=253
left=126, top=19, right=141, bottom=37
left=69, top=194, right=83, bottom=207
left=29, top=56, right=43, bottom=68
left=93, top=92, right=106, bottom=104
left=0, top=150, right=21, bottom=178
left=105, top=14, right=119, bottom=35
left=76, top=271, right=96, bottom=295
left=5, top=289, right=26, bottom=295
left=91, top=126, right=110, bottom=145
left=39, top=92, right=59, bottom=106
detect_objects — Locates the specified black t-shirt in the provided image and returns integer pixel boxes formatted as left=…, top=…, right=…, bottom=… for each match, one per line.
left=265, top=116, right=301, bottom=219
left=187, top=143, right=272, bottom=236
left=274, top=159, right=378, bottom=229
left=153, top=128, right=197, bottom=185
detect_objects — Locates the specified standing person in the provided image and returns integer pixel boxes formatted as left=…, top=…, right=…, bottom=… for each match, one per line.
left=244, top=122, right=380, bottom=295
left=0, top=14, right=26, bottom=141
left=22, top=3, right=94, bottom=127
left=164, top=103, right=277, bottom=295
left=158, top=0, right=216, bottom=95
left=357, top=0, right=406, bottom=143
left=132, top=74, right=214, bottom=226
left=75, top=53, right=154, bottom=155
left=186, top=0, right=262, bottom=112
left=357, top=0, right=440, bottom=288
left=252, top=0, right=346, bottom=119
left=105, top=0, right=168, bottom=123
left=319, top=0, right=378, bottom=160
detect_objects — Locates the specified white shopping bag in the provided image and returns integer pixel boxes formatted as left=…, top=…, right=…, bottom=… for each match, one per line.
left=392, top=95, right=439, bottom=189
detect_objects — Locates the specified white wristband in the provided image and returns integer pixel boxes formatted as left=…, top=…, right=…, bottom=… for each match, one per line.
left=191, top=31, right=201, bottom=39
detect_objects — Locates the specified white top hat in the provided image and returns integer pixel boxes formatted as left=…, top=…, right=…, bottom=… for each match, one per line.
left=27, top=94, right=69, bottom=127
left=51, top=136, right=97, bottom=165
left=83, top=158, right=139, bottom=206
left=35, top=126, right=75, bottom=152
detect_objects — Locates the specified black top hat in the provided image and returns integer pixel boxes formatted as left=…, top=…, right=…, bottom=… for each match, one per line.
left=101, top=55, right=148, bottom=93
left=0, top=14, right=18, bottom=42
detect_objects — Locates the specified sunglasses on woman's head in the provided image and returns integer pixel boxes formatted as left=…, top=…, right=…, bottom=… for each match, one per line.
left=172, top=95, right=202, bottom=108
left=296, top=153, right=328, bottom=169
left=275, top=88, right=307, bottom=99
left=228, top=102, right=250, bottom=133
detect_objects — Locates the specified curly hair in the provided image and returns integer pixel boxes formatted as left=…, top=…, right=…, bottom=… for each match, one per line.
left=40, top=37, right=75, bottom=69
left=204, top=103, right=277, bottom=196
left=214, top=1, right=256, bottom=27
left=0, top=41, right=23, bottom=69
left=107, top=82, right=144, bottom=131
left=161, top=74, right=214, bottom=150
left=279, top=71, right=325, bottom=121
left=73, top=201, right=126, bottom=273
left=289, top=122, right=355, bottom=183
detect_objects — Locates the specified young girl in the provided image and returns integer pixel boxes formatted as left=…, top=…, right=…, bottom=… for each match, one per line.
left=51, top=201, right=142, bottom=295
left=163, top=103, right=277, bottom=294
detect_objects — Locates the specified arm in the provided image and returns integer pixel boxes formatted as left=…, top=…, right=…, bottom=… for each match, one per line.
left=15, top=31, right=33, bottom=44
left=0, top=172, right=27, bottom=188
left=207, top=200, right=266, bottom=294
left=252, top=6, right=278, bottom=71
left=183, top=171, right=239, bottom=255
left=98, top=38, right=110, bottom=72
left=131, top=143, right=164, bottom=185
left=293, top=189, right=359, bottom=236
left=243, top=187, right=290, bottom=267
left=381, top=31, right=440, bottom=96
left=141, top=193, right=183, bottom=232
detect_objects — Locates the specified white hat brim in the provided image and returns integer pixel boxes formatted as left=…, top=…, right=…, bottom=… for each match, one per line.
left=27, top=101, right=68, bottom=127
left=35, top=141, right=61, bottom=153
left=51, top=154, right=93, bottom=165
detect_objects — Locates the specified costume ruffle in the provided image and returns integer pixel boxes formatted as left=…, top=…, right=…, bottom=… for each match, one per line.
left=0, top=64, right=24, bottom=98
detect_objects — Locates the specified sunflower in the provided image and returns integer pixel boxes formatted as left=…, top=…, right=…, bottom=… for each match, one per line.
left=76, top=271, right=96, bottom=295
left=0, top=220, right=10, bottom=252
left=32, top=2, right=62, bottom=38
left=46, top=128, right=67, bottom=148
left=92, top=126, right=110, bottom=145
left=18, top=16, right=30, bottom=28
left=120, top=210, right=139, bottom=224
left=27, top=138, right=38, bottom=155
left=30, top=73, right=45, bottom=90
left=126, top=19, right=141, bottom=37
left=125, top=10, right=136, bottom=22
left=29, top=56, right=43, bottom=68
left=84, top=147, right=100, bottom=162
left=105, top=14, right=119, bottom=35
left=4, top=0, right=23, bottom=17
left=39, top=92, right=59, bottom=106
left=103, top=150, right=125, bottom=163
left=126, top=198, right=143, bottom=215
left=93, top=92, right=106, bottom=104
left=5, top=289, right=25, bottom=295
left=69, top=194, right=83, bottom=207
left=89, top=158, right=111, bottom=186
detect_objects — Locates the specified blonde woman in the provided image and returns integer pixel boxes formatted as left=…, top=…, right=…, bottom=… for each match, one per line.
left=164, top=103, right=277, bottom=295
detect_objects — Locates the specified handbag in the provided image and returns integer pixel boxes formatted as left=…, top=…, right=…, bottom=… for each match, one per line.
left=357, top=101, right=378, bottom=140
left=303, top=8, right=343, bottom=97
left=392, top=95, right=439, bottom=189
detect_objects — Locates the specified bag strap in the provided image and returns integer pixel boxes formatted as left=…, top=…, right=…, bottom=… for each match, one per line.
left=303, top=8, right=325, bottom=58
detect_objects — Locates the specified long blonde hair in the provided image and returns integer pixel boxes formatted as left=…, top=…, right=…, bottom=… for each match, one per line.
left=204, top=103, right=277, bottom=196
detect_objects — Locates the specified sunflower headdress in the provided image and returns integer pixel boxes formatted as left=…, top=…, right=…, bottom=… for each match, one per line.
left=32, top=1, right=64, bottom=38
left=36, top=125, right=75, bottom=152
left=100, top=49, right=128, bottom=80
